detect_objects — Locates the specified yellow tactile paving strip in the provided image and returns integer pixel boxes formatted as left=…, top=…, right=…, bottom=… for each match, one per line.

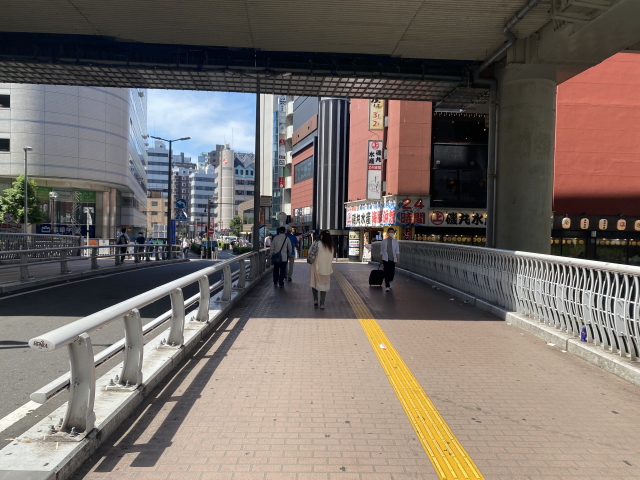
left=334, top=268, right=485, bottom=480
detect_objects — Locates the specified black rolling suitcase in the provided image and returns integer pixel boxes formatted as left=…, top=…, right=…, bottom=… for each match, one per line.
left=369, top=263, right=385, bottom=287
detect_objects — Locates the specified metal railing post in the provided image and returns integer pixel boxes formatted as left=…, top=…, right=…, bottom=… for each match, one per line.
left=236, top=258, right=247, bottom=289
left=167, top=288, right=185, bottom=346
left=60, top=249, right=71, bottom=274
left=19, top=252, right=31, bottom=281
left=121, top=309, right=143, bottom=386
left=196, top=275, right=210, bottom=322
left=91, top=247, right=99, bottom=269
left=247, top=254, right=256, bottom=281
left=61, top=333, right=96, bottom=434
left=115, top=245, right=122, bottom=266
left=220, top=264, right=232, bottom=302
left=154, top=245, right=160, bottom=261
left=145, top=246, right=151, bottom=262
left=134, top=246, right=140, bottom=263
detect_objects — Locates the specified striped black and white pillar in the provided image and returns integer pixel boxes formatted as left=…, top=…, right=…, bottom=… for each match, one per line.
left=314, top=98, right=350, bottom=235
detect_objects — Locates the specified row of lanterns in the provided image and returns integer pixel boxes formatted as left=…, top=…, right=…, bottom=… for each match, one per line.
left=552, top=238, right=640, bottom=246
left=561, top=217, right=640, bottom=231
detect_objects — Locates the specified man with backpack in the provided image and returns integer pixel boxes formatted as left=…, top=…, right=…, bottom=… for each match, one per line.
left=117, top=227, right=130, bottom=264
left=269, top=226, right=291, bottom=288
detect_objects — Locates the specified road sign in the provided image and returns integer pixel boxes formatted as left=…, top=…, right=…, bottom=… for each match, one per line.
left=175, top=198, right=188, bottom=210
left=170, top=220, right=176, bottom=244
left=175, top=211, right=188, bottom=221
left=3, top=212, right=14, bottom=222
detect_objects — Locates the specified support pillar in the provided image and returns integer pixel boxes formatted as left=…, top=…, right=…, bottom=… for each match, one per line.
left=495, top=65, right=557, bottom=254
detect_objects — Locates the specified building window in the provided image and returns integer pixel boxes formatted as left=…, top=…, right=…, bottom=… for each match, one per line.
left=151, top=201, right=158, bottom=206
left=246, top=191, right=254, bottom=195
left=151, top=211, right=158, bottom=216
left=235, top=190, right=244, bottom=195
left=235, top=180, right=245, bottom=185
left=0, top=95, right=9, bottom=109
left=164, top=212, right=168, bottom=216
left=0, top=138, right=9, bottom=152
left=235, top=169, right=239, bottom=174
left=294, top=156, right=313, bottom=184
left=165, top=202, right=168, bottom=206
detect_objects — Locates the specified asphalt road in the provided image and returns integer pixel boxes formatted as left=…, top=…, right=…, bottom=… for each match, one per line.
left=0, top=250, right=238, bottom=445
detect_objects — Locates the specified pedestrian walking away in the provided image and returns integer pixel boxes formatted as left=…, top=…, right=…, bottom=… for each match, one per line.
left=380, top=227, right=400, bottom=291
left=135, top=231, right=146, bottom=261
left=181, top=237, right=191, bottom=258
left=285, top=228, right=299, bottom=282
left=308, top=230, right=334, bottom=309
left=264, top=234, right=272, bottom=248
left=116, top=227, right=130, bottom=263
left=270, top=227, right=292, bottom=288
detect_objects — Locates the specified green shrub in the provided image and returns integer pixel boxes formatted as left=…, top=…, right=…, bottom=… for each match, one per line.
left=191, top=243, right=201, bottom=255
left=233, top=246, right=252, bottom=255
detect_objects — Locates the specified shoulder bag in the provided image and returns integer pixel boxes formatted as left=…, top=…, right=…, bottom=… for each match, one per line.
left=307, top=241, right=319, bottom=264
left=271, top=237, right=287, bottom=265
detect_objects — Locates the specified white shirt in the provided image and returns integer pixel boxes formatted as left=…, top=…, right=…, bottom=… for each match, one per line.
left=380, top=238, right=400, bottom=262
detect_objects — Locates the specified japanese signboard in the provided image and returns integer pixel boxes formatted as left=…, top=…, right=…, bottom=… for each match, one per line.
left=346, top=201, right=382, bottom=228
left=427, top=209, right=487, bottom=228
left=278, top=177, right=285, bottom=189
left=348, top=230, right=360, bottom=257
left=367, top=140, right=383, bottom=200
left=368, top=99, right=385, bottom=130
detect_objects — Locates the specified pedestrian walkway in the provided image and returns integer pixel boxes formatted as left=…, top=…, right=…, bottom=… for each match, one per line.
left=75, top=261, right=640, bottom=480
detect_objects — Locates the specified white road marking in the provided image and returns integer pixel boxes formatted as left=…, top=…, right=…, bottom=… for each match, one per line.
left=0, top=400, right=41, bottom=433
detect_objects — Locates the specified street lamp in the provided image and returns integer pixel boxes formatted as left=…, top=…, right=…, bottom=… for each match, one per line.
left=49, top=191, right=58, bottom=234
left=23, top=146, right=33, bottom=234
left=149, top=136, right=190, bottom=245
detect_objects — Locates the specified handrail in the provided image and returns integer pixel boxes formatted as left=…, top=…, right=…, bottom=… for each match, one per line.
left=26, top=248, right=271, bottom=436
left=29, top=250, right=254, bottom=351
left=0, top=244, right=183, bottom=281
left=373, top=241, right=640, bottom=364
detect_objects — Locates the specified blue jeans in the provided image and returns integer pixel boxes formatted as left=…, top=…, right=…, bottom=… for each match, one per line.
left=273, top=261, right=287, bottom=286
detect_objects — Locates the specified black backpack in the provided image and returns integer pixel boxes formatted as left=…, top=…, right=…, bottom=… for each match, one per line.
left=117, top=234, right=129, bottom=245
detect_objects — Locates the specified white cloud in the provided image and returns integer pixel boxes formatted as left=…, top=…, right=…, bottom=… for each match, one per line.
left=146, top=90, right=256, bottom=160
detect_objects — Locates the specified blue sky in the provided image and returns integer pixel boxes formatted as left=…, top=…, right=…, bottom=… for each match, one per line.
left=146, top=90, right=256, bottom=161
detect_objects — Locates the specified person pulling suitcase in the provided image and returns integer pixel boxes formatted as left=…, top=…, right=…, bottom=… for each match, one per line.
left=380, top=228, right=400, bottom=291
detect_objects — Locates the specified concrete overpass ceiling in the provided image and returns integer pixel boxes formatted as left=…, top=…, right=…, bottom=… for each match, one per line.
left=2, top=0, right=553, bottom=62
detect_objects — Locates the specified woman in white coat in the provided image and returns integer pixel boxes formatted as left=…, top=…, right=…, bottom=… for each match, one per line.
left=309, top=230, right=333, bottom=309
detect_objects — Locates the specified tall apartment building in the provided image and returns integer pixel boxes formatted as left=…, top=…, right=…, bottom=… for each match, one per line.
left=259, top=94, right=293, bottom=227
left=189, top=165, right=217, bottom=235
left=0, top=84, right=148, bottom=237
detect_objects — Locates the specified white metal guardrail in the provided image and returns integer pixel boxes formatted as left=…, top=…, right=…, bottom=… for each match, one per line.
left=372, top=241, right=640, bottom=362
left=27, top=248, right=271, bottom=437
left=0, top=232, right=79, bottom=260
left=0, top=244, right=183, bottom=281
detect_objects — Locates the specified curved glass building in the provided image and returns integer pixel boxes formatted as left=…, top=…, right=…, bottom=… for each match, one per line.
left=0, top=84, right=148, bottom=238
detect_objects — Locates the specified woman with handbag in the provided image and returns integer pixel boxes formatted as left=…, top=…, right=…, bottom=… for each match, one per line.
left=307, top=230, right=333, bottom=309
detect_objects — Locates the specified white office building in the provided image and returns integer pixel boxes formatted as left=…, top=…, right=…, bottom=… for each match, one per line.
left=0, top=84, right=148, bottom=237
left=189, top=165, right=217, bottom=234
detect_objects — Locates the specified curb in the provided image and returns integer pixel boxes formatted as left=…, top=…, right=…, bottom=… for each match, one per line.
left=374, top=262, right=640, bottom=389
left=0, top=259, right=190, bottom=295
left=0, top=266, right=273, bottom=480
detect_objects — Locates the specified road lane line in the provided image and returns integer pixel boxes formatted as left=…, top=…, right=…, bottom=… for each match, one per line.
left=0, top=401, right=41, bottom=434
left=334, top=268, right=484, bottom=480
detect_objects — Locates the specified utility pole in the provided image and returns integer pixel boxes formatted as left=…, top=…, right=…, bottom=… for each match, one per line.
left=150, top=136, right=191, bottom=245
left=253, top=78, right=261, bottom=252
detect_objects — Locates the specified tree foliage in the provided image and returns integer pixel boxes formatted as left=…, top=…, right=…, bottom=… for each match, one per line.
left=230, top=215, right=243, bottom=236
left=0, top=175, right=45, bottom=225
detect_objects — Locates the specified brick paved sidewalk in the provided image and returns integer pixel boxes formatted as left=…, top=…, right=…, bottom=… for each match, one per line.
left=75, top=261, right=640, bottom=480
